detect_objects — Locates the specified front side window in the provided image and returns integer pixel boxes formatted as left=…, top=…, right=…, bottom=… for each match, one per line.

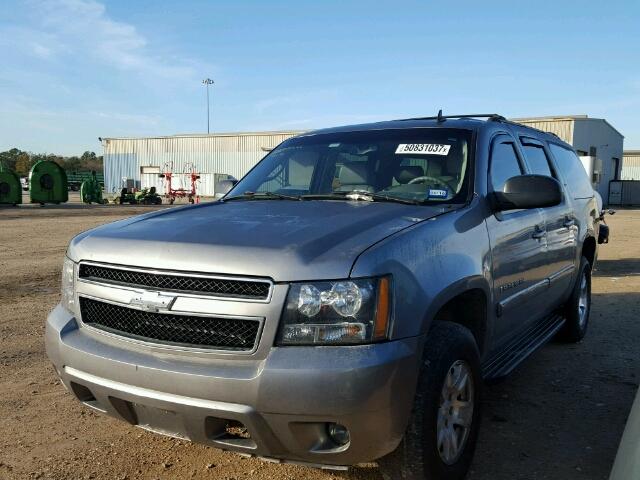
left=228, top=128, right=473, bottom=204
left=489, top=141, right=523, bottom=192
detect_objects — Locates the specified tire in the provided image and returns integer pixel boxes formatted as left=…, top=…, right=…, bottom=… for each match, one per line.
left=378, top=322, right=482, bottom=480
left=558, top=257, right=591, bottom=343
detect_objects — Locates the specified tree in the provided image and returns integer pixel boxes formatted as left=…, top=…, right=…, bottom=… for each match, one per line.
left=0, top=148, right=24, bottom=171
left=15, top=152, right=32, bottom=176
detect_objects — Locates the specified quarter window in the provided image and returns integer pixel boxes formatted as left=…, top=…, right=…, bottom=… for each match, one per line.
left=548, top=143, right=593, bottom=199
left=490, top=141, right=523, bottom=192
left=522, top=145, right=553, bottom=177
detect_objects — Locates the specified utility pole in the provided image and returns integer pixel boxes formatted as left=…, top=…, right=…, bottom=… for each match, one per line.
left=202, top=78, right=214, bottom=134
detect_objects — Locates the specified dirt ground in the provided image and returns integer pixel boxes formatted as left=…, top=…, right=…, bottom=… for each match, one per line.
left=1, top=199, right=638, bottom=480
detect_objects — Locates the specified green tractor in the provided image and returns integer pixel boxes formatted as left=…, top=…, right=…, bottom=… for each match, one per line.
left=117, top=186, right=162, bottom=205
left=29, top=160, right=68, bottom=205
left=0, top=165, right=22, bottom=206
left=80, top=171, right=107, bottom=204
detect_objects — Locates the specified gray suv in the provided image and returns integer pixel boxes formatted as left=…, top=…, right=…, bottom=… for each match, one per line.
left=46, top=113, right=602, bottom=479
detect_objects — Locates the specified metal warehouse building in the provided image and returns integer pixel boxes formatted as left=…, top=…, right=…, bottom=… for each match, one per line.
left=513, top=115, right=624, bottom=201
left=622, top=150, right=640, bottom=180
left=101, top=114, right=624, bottom=200
left=101, top=131, right=302, bottom=196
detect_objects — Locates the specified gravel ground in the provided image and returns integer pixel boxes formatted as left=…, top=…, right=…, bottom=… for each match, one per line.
left=1, top=200, right=638, bottom=480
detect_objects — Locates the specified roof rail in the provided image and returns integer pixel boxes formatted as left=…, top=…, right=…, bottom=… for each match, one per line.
left=396, top=110, right=506, bottom=123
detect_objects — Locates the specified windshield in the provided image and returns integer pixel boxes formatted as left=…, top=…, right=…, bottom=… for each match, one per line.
left=227, top=128, right=473, bottom=204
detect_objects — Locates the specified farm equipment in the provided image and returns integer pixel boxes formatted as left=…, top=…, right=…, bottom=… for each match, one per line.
left=0, top=165, right=21, bottom=205
left=80, top=171, right=107, bottom=204
left=68, top=171, right=104, bottom=191
left=159, top=163, right=200, bottom=204
left=117, top=186, right=162, bottom=205
left=29, top=160, right=68, bottom=205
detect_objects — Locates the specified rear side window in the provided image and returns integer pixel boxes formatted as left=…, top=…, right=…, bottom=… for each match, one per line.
left=548, top=143, right=593, bottom=199
left=522, top=145, right=553, bottom=177
left=490, top=141, right=523, bottom=192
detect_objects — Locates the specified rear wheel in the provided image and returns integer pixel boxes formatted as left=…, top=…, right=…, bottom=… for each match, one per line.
left=378, top=322, right=482, bottom=480
left=558, top=257, right=591, bottom=342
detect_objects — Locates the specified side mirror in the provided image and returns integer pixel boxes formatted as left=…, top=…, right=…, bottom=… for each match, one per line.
left=493, top=175, right=562, bottom=211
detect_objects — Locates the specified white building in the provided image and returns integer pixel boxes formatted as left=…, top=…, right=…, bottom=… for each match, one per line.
left=101, top=131, right=302, bottom=197
left=101, top=114, right=624, bottom=200
left=513, top=115, right=624, bottom=200
left=622, top=150, right=640, bottom=180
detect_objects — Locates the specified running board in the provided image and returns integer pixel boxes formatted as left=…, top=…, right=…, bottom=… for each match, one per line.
left=482, top=313, right=565, bottom=382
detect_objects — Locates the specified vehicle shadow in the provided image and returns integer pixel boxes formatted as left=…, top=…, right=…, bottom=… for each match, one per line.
left=469, top=291, right=640, bottom=479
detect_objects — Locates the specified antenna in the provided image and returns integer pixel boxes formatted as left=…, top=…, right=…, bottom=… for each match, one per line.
left=437, top=109, right=445, bottom=122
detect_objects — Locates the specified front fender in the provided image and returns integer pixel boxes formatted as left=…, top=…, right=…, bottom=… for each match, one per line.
left=350, top=203, right=493, bottom=340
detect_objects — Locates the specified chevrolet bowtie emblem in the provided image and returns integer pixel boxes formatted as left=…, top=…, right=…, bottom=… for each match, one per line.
left=130, top=291, right=176, bottom=312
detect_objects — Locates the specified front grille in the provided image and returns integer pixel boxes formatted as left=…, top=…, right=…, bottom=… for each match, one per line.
left=78, top=264, right=271, bottom=300
left=79, top=297, right=261, bottom=351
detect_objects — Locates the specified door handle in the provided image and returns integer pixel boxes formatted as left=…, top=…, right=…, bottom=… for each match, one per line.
left=563, top=218, right=575, bottom=228
left=532, top=226, right=547, bottom=239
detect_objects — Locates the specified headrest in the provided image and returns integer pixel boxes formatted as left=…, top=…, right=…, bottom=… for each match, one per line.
left=339, top=162, right=371, bottom=185
left=445, top=145, right=465, bottom=174
left=394, top=166, right=424, bottom=184
left=290, top=150, right=319, bottom=165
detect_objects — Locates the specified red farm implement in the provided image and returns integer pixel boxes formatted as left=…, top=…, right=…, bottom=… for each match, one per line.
left=159, top=163, right=201, bottom=204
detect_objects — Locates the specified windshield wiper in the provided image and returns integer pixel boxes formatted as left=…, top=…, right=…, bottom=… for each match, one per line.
left=302, top=190, right=424, bottom=205
left=222, top=191, right=302, bottom=202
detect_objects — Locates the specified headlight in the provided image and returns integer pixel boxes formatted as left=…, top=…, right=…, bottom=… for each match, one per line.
left=277, top=277, right=391, bottom=345
left=61, top=256, right=76, bottom=314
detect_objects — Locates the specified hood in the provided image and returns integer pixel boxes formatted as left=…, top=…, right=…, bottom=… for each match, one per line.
left=68, top=200, right=444, bottom=281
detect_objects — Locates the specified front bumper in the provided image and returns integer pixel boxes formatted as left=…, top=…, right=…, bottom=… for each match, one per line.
left=46, top=304, right=421, bottom=467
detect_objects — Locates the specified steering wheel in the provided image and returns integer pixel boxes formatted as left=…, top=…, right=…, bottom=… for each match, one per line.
left=407, top=175, right=456, bottom=191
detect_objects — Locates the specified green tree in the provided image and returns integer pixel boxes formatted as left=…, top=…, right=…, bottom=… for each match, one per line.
left=14, top=152, right=32, bottom=175
left=0, top=148, right=24, bottom=171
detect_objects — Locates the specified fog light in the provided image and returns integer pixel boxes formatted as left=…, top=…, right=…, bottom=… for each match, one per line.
left=327, top=423, right=350, bottom=446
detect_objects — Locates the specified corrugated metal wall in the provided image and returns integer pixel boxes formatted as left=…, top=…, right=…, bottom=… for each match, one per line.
left=102, top=132, right=303, bottom=195
left=512, top=119, right=574, bottom=144
left=622, top=151, right=640, bottom=180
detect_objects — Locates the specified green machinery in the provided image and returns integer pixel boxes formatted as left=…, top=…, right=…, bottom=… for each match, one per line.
left=0, top=165, right=21, bottom=206
left=80, top=171, right=106, bottom=204
left=68, top=171, right=104, bottom=191
left=29, top=160, right=68, bottom=205
left=117, top=186, right=162, bottom=205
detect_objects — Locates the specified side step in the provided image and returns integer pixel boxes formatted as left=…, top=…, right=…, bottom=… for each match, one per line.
left=482, top=313, right=565, bottom=382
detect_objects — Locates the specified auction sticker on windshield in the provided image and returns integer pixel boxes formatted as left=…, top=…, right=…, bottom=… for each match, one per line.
left=395, top=144, right=451, bottom=155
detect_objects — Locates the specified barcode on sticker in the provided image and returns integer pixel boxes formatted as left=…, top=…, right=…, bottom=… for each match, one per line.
left=428, top=189, right=448, bottom=198
left=395, top=144, right=451, bottom=155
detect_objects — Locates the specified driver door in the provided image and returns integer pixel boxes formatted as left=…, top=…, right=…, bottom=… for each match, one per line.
left=485, top=134, right=550, bottom=350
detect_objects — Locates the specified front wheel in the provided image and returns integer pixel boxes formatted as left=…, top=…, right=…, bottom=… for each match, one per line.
left=378, top=322, right=482, bottom=480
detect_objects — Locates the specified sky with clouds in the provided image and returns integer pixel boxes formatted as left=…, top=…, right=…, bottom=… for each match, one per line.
left=1, top=0, right=639, bottom=155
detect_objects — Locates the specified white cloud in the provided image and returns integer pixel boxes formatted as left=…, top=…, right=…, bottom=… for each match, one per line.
left=19, top=0, right=202, bottom=81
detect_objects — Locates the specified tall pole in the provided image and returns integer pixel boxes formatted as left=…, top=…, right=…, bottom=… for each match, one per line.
left=202, top=78, right=214, bottom=134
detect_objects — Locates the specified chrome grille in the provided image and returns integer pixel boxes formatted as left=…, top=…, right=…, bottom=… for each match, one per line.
left=78, top=264, right=271, bottom=300
left=79, top=297, right=260, bottom=351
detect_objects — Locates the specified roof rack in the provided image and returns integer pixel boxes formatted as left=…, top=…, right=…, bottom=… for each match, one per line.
left=396, top=110, right=506, bottom=123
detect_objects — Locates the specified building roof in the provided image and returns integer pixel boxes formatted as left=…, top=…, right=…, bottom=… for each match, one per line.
left=512, top=115, right=624, bottom=139
left=100, top=130, right=305, bottom=142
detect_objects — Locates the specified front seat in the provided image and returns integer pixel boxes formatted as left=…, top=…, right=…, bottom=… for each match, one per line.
left=335, top=162, right=375, bottom=192
left=440, top=144, right=467, bottom=192
left=393, top=165, right=424, bottom=185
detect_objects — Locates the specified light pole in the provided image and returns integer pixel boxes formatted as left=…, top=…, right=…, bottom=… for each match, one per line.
left=202, top=78, right=214, bottom=134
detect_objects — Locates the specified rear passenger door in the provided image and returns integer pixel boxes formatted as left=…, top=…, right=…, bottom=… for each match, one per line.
left=485, top=134, right=548, bottom=348
left=519, top=137, right=577, bottom=309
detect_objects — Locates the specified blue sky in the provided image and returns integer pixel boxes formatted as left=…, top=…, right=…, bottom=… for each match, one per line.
left=1, top=0, right=639, bottom=155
